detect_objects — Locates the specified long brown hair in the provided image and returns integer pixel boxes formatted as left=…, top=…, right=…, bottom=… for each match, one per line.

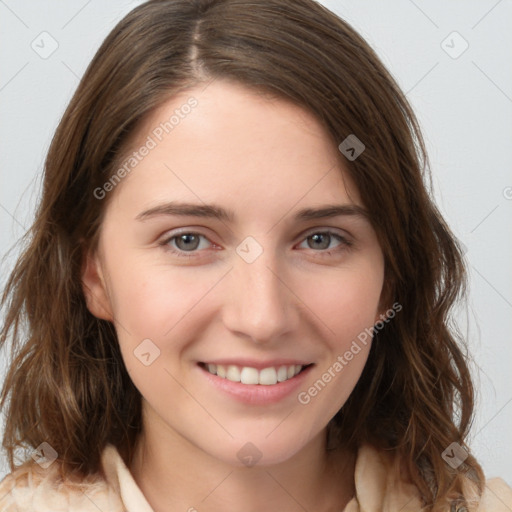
left=0, top=0, right=484, bottom=509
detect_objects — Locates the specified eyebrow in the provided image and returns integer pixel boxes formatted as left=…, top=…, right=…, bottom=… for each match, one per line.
left=135, top=201, right=370, bottom=223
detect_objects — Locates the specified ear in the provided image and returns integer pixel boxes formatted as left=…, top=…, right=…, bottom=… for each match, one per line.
left=81, top=245, right=114, bottom=322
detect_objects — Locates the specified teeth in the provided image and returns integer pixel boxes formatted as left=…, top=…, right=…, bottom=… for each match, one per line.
left=259, top=367, right=277, bottom=385
left=241, top=367, right=259, bottom=385
left=205, top=363, right=304, bottom=385
left=277, top=366, right=288, bottom=382
left=226, top=365, right=241, bottom=382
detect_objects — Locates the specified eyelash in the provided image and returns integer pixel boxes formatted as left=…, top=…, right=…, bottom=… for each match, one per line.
left=158, top=230, right=353, bottom=259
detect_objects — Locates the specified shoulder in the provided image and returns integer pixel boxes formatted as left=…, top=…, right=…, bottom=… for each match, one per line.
left=478, top=477, right=512, bottom=511
left=354, top=444, right=512, bottom=511
left=352, top=444, right=424, bottom=510
left=0, top=456, right=125, bottom=512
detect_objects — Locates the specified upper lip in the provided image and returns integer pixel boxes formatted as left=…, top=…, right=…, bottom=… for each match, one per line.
left=199, top=359, right=314, bottom=370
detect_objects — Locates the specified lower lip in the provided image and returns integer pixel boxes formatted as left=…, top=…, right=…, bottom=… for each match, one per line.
left=197, top=364, right=314, bottom=405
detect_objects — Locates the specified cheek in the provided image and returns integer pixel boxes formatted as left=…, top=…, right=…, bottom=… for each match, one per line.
left=104, top=254, right=228, bottom=340
left=293, top=263, right=382, bottom=418
left=304, top=349, right=371, bottom=434
left=302, top=262, right=384, bottom=345
left=296, top=324, right=373, bottom=437
left=104, top=260, right=216, bottom=403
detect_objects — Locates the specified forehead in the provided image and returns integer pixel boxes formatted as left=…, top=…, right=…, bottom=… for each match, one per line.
left=108, top=79, right=362, bottom=216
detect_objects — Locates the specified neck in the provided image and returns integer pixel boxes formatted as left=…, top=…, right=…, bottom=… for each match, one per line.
left=129, top=410, right=356, bottom=512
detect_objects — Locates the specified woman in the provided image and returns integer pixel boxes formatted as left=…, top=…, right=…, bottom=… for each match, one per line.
left=0, top=0, right=510, bottom=510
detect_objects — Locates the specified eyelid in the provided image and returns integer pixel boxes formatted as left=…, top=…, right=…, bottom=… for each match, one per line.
left=300, top=226, right=352, bottom=240
left=160, top=225, right=352, bottom=243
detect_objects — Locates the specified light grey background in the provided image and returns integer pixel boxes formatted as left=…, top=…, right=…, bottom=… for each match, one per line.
left=1, top=0, right=511, bottom=485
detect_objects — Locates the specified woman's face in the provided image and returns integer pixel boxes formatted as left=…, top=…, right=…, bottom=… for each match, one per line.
left=83, top=79, right=385, bottom=466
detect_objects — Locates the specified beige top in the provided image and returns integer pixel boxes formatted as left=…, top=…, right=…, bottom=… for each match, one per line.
left=0, top=443, right=511, bottom=511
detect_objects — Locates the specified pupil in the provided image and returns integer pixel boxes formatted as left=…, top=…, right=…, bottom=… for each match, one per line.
left=178, top=234, right=199, bottom=251
left=311, top=233, right=329, bottom=250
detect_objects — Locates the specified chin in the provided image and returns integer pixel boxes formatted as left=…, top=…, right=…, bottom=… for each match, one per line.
left=203, top=430, right=316, bottom=468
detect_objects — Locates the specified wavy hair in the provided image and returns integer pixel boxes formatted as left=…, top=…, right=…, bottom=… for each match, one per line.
left=0, top=0, right=484, bottom=509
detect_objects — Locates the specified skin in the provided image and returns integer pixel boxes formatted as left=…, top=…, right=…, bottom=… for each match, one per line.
left=82, top=79, right=386, bottom=511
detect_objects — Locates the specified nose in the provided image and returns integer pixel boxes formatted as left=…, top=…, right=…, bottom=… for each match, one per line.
left=221, top=244, right=299, bottom=345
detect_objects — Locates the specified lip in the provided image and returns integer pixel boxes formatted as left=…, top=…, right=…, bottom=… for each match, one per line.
left=196, top=362, right=314, bottom=405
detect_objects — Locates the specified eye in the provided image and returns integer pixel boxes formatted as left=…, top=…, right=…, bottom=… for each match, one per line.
left=161, top=232, right=213, bottom=258
left=159, top=229, right=352, bottom=259
left=297, top=231, right=352, bottom=254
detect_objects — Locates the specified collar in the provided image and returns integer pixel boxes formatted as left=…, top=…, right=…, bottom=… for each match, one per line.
left=101, top=442, right=512, bottom=511
left=100, top=442, right=424, bottom=511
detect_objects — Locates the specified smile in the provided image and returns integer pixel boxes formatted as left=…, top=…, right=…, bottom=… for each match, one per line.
left=201, top=363, right=306, bottom=385
left=197, top=361, right=315, bottom=404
